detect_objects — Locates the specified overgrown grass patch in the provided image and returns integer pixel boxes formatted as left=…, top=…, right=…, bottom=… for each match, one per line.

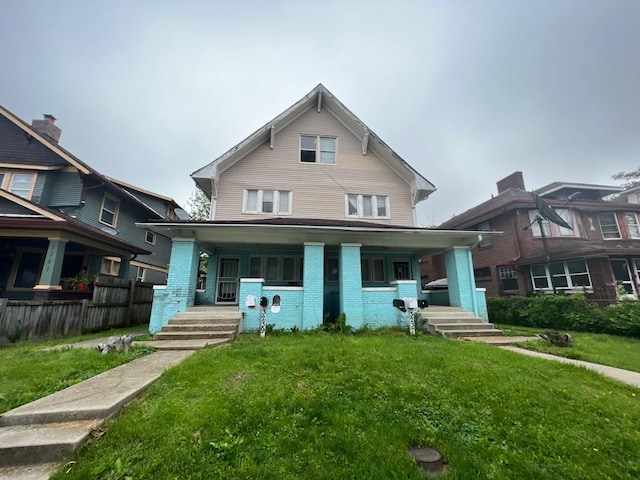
left=56, top=332, right=640, bottom=479
left=0, top=342, right=153, bottom=414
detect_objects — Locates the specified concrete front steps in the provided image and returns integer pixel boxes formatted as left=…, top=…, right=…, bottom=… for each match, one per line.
left=421, top=306, right=503, bottom=339
left=0, top=351, right=193, bottom=480
left=152, top=306, right=242, bottom=348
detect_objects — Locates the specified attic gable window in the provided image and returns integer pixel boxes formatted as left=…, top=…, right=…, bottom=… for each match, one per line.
left=346, top=194, right=389, bottom=219
left=300, top=136, right=336, bottom=164
left=244, top=189, right=292, bottom=215
left=100, top=193, right=120, bottom=227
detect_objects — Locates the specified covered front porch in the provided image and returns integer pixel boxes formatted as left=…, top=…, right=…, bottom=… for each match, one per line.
left=144, top=220, right=498, bottom=333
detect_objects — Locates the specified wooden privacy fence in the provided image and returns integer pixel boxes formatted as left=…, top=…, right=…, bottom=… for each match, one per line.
left=0, top=278, right=154, bottom=345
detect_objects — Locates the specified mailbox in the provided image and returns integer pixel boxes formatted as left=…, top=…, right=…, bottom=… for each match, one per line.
left=260, top=296, right=268, bottom=308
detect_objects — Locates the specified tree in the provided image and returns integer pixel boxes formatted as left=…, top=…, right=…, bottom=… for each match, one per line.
left=612, top=167, right=640, bottom=189
left=187, top=188, right=211, bottom=220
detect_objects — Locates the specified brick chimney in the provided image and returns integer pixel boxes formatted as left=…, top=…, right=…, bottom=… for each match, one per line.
left=496, top=171, right=525, bottom=194
left=31, top=114, right=61, bottom=143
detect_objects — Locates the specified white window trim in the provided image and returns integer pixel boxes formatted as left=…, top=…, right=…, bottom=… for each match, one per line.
left=136, top=266, right=146, bottom=282
left=243, top=189, right=292, bottom=215
left=145, top=230, right=157, bottom=245
left=598, top=212, right=621, bottom=240
left=625, top=212, right=640, bottom=239
left=345, top=194, right=390, bottom=219
left=530, top=260, right=593, bottom=292
left=0, top=171, right=37, bottom=199
left=299, top=135, right=338, bottom=164
left=99, top=193, right=120, bottom=228
left=100, top=256, right=121, bottom=276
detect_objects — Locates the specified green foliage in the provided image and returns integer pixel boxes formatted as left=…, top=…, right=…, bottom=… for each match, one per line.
left=53, top=334, right=640, bottom=479
left=0, top=344, right=152, bottom=414
left=187, top=188, right=211, bottom=221
left=322, top=313, right=354, bottom=334
left=488, top=294, right=640, bottom=337
left=612, top=166, right=640, bottom=188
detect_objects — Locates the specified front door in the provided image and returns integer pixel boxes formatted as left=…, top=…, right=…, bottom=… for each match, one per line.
left=216, top=257, right=239, bottom=304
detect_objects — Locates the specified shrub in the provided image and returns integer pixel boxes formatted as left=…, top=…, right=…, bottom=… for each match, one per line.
left=487, top=293, right=640, bottom=337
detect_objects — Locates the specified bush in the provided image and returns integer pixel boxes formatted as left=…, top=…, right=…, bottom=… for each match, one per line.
left=488, top=293, right=640, bottom=337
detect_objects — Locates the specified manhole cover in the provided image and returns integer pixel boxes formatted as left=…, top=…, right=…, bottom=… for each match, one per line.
left=408, top=446, right=444, bottom=473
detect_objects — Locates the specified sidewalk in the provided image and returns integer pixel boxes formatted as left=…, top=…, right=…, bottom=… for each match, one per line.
left=0, top=334, right=208, bottom=480
left=500, top=346, right=640, bottom=388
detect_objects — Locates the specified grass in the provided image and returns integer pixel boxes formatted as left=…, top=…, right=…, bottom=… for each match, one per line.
left=497, top=324, right=640, bottom=373
left=55, top=332, right=640, bottom=479
left=0, top=326, right=153, bottom=414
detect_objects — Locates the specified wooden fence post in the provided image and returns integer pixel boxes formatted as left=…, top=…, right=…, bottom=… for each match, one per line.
left=0, top=298, right=7, bottom=334
left=126, top=279, right=136, bottom=327
left=80, top=299, right=89, bottom=334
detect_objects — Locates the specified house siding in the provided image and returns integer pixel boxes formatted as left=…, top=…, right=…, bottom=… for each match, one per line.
left=44, top=172, right=83, bottom=207
left=214, top=107, right=415, bottom=226
left=0, top=116, right=67, bottom=167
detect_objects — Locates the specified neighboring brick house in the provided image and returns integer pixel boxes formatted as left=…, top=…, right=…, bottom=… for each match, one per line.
left=142, top=84, right=499, bottom=333
left=0, top=106, right=187, bottom=300
left=421, top=171, right=640, bottom=305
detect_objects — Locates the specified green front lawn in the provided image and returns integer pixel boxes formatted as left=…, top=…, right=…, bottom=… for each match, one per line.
left=56, top=332, right=640, bottom=479
left=0, top=330, right=153, bottom=414
left=498, top=324, right=640, bottom=373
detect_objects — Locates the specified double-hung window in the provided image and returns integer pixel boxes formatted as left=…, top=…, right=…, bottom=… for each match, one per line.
left=530, top=260, right=591, bottom=291
left=100, top=257, right=121, bottom=276
left=498, top=266, right=518, bottom=292
left=300, top=136, right=336, bottom=164
left=249, top=256, right=303, bottom=285
left=100, top=194, right=120, bottom=227
left=346, top=194, right=389, bottom=219
left=625, top=213, right=640, bottom=238
left=0, top=172, right=36, bottom=199
left=361, top=258, right=386, bottom=283
left=598, top=212, right=621, bottom=239
left=244, top=189, right=292, bottom=215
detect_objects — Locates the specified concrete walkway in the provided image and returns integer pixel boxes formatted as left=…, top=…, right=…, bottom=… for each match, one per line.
left=0, top=334, right=208, bottom=480
left=500, top=346, right=640, bottom=388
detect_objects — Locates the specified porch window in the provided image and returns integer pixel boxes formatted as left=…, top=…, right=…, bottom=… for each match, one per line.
left=392, top=260, right=412, bottom=280
left=249, top=256, right=303, bottom=285
left=598, top=212, right=621, bottom=239
left=625, top=213, right=640, bottom=239
left=244, top=189, right=292, bottom=215
left=11, top=249, right=44, bottom=289
left=361, top=258, right=386, bottom=283
left=346, top=194, right=390, bottom=219
left=100, top=257, right=121, bottom=276
left=300, top=136, right=336, bottom=164
left=498, top=266, right=518, bottom=292
left=100, top=194, right=120, bottom=227
left=530, top=260, right=591, bottom=291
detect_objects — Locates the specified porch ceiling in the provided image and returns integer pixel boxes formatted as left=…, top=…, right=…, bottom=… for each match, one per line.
left=139, top=222, right=501, bottom=258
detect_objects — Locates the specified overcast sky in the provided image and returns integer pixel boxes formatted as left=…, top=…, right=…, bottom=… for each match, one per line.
left=1, top=0, right=638, bottom=225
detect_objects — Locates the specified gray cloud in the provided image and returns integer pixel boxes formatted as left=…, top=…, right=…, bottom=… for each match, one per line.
left=1, top=0, right=638, bottom=224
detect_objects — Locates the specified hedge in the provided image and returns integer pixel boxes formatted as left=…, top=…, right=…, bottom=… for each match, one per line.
left=487, top=294, right=640, bottom=338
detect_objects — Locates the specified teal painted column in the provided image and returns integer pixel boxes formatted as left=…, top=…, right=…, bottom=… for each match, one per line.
left=34, top=238, right=67, bottom=290
left=239, top=278, right=264, bottom=331
left=444, top=247, right=479, bottom=317
left=150, top=238, right=200, bottom=332
left=339, top=243, right=364, bottom=328
left=303, top=242, right=324, bottom=329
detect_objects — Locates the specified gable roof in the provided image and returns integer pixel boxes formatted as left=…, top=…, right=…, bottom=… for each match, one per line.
left=0, top=189, right=150, bottom=255
left=0, top=105, right=181, bottom=220
left=191, top=84, right=436, bottom=206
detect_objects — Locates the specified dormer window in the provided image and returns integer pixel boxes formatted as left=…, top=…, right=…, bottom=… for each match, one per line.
left=300, top=136, right=336, bottom=164
left=0, top=171, right=36, bottom=199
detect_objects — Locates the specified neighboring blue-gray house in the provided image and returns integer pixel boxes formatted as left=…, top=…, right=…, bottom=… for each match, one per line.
left=0, top=106, right=187, bottom=300
left=142, top=84, right=498, bottom=332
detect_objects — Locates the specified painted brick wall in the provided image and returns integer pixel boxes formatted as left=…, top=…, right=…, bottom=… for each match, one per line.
left=362, top=288, right=402, bottom=328
left=339, top=244, right=364, bottom=328
left=303, top=243, right=324, bottom=329
left=149, top=286, right=167, bottom=333
left=149, top=239, right=200, bottom=331
left=445, top=247, right=478, bottom=315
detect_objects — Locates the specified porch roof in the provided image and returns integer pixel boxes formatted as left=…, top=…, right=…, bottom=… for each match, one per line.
left=138, top=218, right=502, bottom=257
